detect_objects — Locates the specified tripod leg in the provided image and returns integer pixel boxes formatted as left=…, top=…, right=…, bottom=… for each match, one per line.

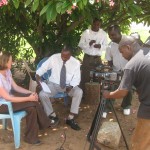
left=87, top=102, right=101, bottom=141
left=109, top=100, right=129, bottom=150
left=88, top=98, right=106, bottom=150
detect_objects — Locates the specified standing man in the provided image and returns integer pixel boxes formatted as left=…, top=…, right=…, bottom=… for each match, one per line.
left=36, top=45, right=83, bottom=131
left=103, top=36, right=150, bottom=150
left=104, top=25, right=132, bottom=118
left=78, top=18, right=107, bottom=94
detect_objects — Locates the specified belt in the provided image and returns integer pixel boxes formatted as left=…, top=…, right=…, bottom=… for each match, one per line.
left=85, top=54, right=100, bottom=58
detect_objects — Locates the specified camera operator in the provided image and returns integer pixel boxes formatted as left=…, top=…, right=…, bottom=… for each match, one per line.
left=103, top=25, right=132, bottom=118
left=103, top=35, right=150, bottom=150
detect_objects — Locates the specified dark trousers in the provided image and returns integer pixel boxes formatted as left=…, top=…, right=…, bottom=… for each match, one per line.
left=0, top=95, right=51, bottom=143
left=80, top=54, right=102, bottom=93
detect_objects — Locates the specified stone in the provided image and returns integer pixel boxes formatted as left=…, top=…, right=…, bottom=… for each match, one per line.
left=97, top=121, right=121, bottom=149
left=84, top=82, right=100, bottom=105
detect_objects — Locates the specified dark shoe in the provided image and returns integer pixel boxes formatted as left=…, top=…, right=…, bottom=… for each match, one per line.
left=66, top=119, right=81, bottom=131
left=32, top=140, right=42, bottom=145
left=49, top=115, right=59, bottom=126
left=24, top=139, right=42, bottom=145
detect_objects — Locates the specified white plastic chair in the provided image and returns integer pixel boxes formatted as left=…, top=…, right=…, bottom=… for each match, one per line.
left=0, top=99, right=27, bottom=149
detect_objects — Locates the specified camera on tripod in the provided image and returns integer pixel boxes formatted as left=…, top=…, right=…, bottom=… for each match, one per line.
left=88, top=65, right=129, bottom=150
left=90, top=65, right=122, bottom=83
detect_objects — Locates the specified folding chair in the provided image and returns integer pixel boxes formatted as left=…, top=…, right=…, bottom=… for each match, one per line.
left=0, top=99, right=27, bottom=149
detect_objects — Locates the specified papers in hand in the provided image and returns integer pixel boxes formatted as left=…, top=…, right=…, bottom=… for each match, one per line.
left=40, top=82, right=51, bottom=93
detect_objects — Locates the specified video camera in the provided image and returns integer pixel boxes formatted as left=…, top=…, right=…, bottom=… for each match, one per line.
left=90, top=65, right=123, bottom=83
left=88, top=65, right=129, bottom=150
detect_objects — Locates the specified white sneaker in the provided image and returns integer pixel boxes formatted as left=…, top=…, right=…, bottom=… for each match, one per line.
left=102, top=112, right=107, bottom=118
left=123, top=109, right=130, bottom=115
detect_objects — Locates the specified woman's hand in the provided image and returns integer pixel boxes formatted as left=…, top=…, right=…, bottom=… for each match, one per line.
left=28, top=93, right=38, bottom=101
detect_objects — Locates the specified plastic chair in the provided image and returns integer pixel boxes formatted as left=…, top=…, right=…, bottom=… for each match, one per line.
left=23, top=60, right=37, bottom=92
left=0, top=99, right=27, bottom=149
left=37, top=58, right=68, bottom=105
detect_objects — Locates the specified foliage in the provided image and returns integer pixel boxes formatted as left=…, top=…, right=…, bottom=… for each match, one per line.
left=0, top=0, right=150, bottom=62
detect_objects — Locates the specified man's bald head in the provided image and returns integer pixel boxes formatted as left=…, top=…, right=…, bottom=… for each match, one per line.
left=119, top=36, right=135, bottom=48
left=119, top=36, right=141, bottom=60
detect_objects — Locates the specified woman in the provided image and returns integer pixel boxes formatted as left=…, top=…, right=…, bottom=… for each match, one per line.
left=0, top=51, right=51, bottom=145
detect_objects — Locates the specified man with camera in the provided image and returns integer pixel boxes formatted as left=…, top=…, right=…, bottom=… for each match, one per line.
left=103, top=25, right=132, bottom=118
left=103, top=35, right=150, bottom=150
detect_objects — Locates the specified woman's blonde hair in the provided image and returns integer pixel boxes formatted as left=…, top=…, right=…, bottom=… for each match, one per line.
left=0, top=51, right=11, bottom=70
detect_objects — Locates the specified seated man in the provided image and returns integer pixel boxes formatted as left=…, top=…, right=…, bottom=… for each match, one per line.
left=36, top=45, right=83, bottom=131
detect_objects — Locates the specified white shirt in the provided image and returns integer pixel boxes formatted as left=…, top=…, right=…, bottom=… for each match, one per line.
left=36, top=53, right=81, bottom=87
left=78, top=28, right=108, bottom=56
left=105, top=39, right=128, bottom=71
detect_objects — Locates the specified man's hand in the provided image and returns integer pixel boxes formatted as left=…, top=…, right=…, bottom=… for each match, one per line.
left=89, top=40, right=96, bottom=46
left=102, top=90, right=110, bottom=99
left=94, top=44, right=101, bottom=49
left=66, top=86, right=73, bottom=93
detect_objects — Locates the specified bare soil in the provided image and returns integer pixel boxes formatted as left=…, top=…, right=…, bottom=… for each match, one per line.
left=0, top=67, right=139, bottom=150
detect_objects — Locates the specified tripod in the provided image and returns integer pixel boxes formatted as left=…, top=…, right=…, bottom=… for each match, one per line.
left=87, top=79, right=129, bottom=150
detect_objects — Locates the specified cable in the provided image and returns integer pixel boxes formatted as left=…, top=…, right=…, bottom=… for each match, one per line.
left=56, top=129, right=66, bottom=150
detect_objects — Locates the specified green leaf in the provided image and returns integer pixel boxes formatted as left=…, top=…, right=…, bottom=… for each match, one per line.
left=56, top=2, right=63, bottom=14
left=60, top=1, right=71, bottom=14
left=40, top=1, right=52, bottom=16
left=83, top=0, right=87, bottom=6
left=78, top=1, right=84, bottom=10
left=46, top=4, right=57, bottom=23
left=25, top=0, right=33, bottom=7
left=12, top=0, right=20, bottom=9
left=32, top=0, right=39, bottom=12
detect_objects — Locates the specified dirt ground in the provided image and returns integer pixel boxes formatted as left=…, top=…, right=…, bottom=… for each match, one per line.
left=0, top=68, right=139, bottom=150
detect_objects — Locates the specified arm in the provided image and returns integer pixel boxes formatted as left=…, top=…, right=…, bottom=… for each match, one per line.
left=78, top=31, right=91, bottom=51
left=11, top=78, right=32, bottom=94
left=36, top=56, right=52, bottom=78
left=94, top=30, right=108, bottom=51
left=69, top=63, right=81, bottom=88
left=103, top=69, right=134, bottom=99
left=0, top=87, right=38, bottom=102
left=105, top=45, right=113, bottom=67
left=103, top=89, right=128, bottom=99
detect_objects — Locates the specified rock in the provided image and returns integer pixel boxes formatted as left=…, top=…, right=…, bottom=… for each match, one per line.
left=97, top=121, right=121, bottom=149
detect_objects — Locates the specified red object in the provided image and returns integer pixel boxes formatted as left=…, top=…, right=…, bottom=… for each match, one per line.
left=0, top=0, right=8, bottom=7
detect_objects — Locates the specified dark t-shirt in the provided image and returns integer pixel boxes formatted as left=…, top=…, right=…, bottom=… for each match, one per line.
left=119, top=49, right=150, bottom=119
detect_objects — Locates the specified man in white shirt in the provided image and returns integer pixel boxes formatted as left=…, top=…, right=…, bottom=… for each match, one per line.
left=104, top=25, right=132, bottom=118
left=78, top=18, right=107, bottom=94
left=36, top=45, right=83, bottom=130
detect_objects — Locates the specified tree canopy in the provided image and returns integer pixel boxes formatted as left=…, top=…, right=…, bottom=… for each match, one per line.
left=0, top=0, right=150, bottom=61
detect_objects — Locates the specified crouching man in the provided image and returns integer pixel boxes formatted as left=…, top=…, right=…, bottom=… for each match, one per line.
left=103, top=36, right=150, bottom=150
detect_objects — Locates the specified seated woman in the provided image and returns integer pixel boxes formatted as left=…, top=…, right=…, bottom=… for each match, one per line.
left=0, top=51, right=51, bottom=145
